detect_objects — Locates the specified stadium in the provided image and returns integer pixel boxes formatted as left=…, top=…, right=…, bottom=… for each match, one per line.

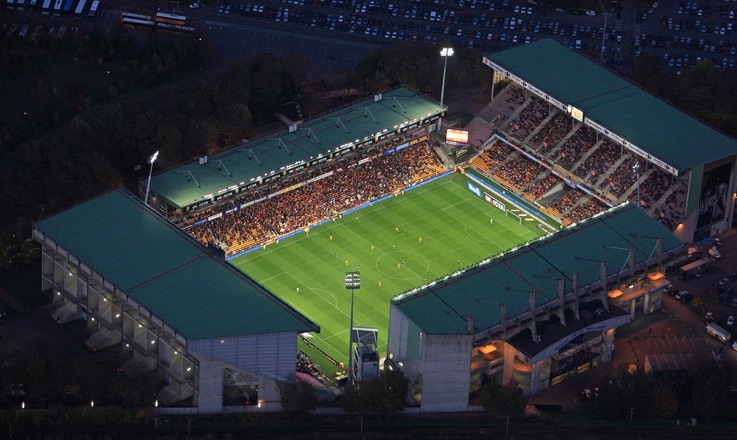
left=33, top=39, right=737, bottom=413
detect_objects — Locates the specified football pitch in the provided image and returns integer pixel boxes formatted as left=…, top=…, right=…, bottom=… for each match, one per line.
left=230, top=172, right=546, bottom=369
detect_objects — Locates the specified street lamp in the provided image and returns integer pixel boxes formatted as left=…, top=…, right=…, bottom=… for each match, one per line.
left=438, top=47, right=454, bottom=131
left=345, top=271, right=360, bottom=384
left=144, top=150, right=159, bottom=206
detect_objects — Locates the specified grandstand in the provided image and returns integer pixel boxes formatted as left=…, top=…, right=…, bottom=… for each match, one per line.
left=388, top=203, right=683, bottom=411
left=470, top=39, right=737, bottom=242
left=33, top=189, right=318, bottom=413
left=143, top=87, right=446, bottom=224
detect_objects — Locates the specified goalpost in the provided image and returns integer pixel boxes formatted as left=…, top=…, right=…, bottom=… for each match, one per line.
left=505, top=209, right=524, bottom=225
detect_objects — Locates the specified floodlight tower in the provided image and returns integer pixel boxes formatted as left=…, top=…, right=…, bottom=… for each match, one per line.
left=144, top=150, right=159, bottom=206
left=438, top=47, right=454, bottom=131
left=345, top=271, right=360, bottom=384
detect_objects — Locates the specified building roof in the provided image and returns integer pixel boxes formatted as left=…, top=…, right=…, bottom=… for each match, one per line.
left=146, top=87, right=445, bottom=209
left=483, top=39, right=737, bottom=174
left=392, top=204, right=683, bottom=335
left=34, top=189, right=319, bottom=340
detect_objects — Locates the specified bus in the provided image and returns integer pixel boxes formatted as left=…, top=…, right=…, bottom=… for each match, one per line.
left=41, top=0, right=51, bottom=14
left=87, top=0, right=98, bottom=19
left=679, top=256, right=715, bottom=279
left=155, top=12, right=186, bottom=26
left=156, top=21, right=195, bottom=33
left=121, top=11, right=152, bottom=21
left=122, top=17, right=155, bottom=29
left=73, top=0, right=86, bottom=16
left=52, top=0, right=62, bottom=15
left=62, top=0, right=72, bottom=13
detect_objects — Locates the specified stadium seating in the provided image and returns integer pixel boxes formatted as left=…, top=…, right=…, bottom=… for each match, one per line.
left=463, top=82, right=685, bottom=228
left=183, top=139, right=447, bottom=254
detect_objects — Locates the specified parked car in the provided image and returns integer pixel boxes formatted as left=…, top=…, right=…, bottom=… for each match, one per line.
left=728, top=316, right=735, bottom=327
left=676, top=291, right=693, bottom=304
left=708, top=246, right=721, bottom=259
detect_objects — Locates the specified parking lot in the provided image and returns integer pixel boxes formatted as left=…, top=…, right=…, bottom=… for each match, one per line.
left=4, top=0, right=735, bottom=76
left=665, top=231, right=737, bottom=340
left=637, top=0, right=737, bottom=73
left=206, top=0, right=619, bottom=53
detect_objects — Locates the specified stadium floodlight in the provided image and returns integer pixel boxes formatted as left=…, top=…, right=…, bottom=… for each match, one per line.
left=438, top=47, right=454, bottom=131
left=345, top=271, right=360, bottom=385
left=144, top=150, right=159, bottom=207
left=632, top=160, right=641, bottom=208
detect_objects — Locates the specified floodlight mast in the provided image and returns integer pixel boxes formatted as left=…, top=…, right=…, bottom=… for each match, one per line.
left=438, top=47, right=454, bottom=131
left=345, top=271, right=360, bottom=385
left=144, top=150, right=159, bottom=206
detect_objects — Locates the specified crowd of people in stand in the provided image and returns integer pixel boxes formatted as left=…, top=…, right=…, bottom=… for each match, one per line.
left=296, top=352, right=321, bottom=377
left=550, top=125, right=599, bottom=169
left=184, top=140, right=445, bottom=253
left=464, top=83, right=687, bottom=227
left=574, top=140, right=621, bottom=184
left=606, top=157, right=646, bottom=198
left=526, top=173, right=561, bottom=199
left=497, top=154, right=547, bottom=190
left=530, top=112, right=570, bottom=152
left=506, top=95, right=549, bottom=141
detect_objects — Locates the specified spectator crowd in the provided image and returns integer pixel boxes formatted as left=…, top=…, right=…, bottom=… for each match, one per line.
left=463, top=83, right=687, bottom=228
left=183, top=139, right=446, bottom=253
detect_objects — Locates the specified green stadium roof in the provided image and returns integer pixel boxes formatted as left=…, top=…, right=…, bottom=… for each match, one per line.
left=34, top=189, right=319, bottom=340
left=392, top=204, right=683, bottom=335
left=146, top=87, right=445, bottom=209
left=483, top=39, right=737, bottom=175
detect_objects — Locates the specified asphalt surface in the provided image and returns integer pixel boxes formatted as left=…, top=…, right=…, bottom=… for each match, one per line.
left=10, top=0, right=734, bottom=78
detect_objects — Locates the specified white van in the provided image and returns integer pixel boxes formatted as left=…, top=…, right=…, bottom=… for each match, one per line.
left=707, top=323, right=731, bottom=343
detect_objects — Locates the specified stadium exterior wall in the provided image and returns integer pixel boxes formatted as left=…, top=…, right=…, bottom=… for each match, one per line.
left=188, top=331, right=297, bottom=384
left=419, top=334, right=474, bottom=412
left=33, top=227, right=299, bottom=413
left=677, top=159, right=737, bottom=244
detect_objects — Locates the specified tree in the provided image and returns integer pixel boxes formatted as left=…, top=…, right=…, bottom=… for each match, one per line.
left=647, top=379, right=678, bottom=418
left=478, top=378, right=527, bottom=418
left=277, top=376, right=318, bottom=416
left=692, top=376, right=725, bottom=423
left=595, top=367, right=653, bottom=420
left=340, top=369, right=409, bottom=415
left=362, top=368, right=409, bottom=415
left=686, top=352, right=720, bottom=388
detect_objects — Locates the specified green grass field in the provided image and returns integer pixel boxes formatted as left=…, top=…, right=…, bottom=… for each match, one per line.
left=230, top=172, right=546, bottom=372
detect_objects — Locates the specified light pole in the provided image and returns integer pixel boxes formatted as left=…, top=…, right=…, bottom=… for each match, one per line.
left=632, top=160, right=641, bottom=208
left=599, top=12, right=609, bottom=64
left=144, top=150, right=159, bottom=206
left=438, top=47, right=454, bottom=131
left=345, top=271, right=360, bottom=384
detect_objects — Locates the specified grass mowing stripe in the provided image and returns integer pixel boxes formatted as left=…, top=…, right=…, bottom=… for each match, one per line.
left=231, top=173, right=546, bottom=367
